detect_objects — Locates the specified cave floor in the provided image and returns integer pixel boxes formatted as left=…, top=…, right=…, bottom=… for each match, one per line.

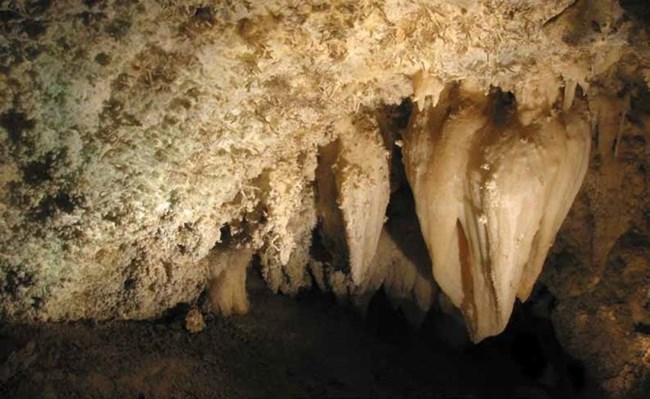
left=0, top=271, right=604, bottom=399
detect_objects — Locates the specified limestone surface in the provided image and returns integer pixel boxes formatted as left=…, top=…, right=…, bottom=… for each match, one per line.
left=402, top=84, right=591, bottom=341
left=0, top=0, right=648, bottom=396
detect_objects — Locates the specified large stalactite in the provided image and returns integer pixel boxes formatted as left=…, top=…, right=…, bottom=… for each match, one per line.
left=402, top=84, right=591, bottom=341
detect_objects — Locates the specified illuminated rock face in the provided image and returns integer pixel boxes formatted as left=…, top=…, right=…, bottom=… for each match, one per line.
left=317, top=116, right=391, bottom=287
left=403, top=85, right=591, bottom=341
left=0, top=0, right=633, bottom=323
left=205, top=247, right=253, bottom=317
left=0, top=1, right=648, bottom=395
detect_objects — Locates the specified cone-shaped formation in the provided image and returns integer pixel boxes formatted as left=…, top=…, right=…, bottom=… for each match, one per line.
left=335, top=118, right=391, bottom=286
left=402, top=84, right=591, bottom=341
left=316, top=116, right=391, bottom=287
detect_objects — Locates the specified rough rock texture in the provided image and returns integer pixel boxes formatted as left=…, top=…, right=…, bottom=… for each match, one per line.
left=541, top=86, right=650, bottom=398
left=0, top=271, right=604, bottom=399
left=0, top=0, right=649, bottom=397
left=204, top=246, right=253, bottom=316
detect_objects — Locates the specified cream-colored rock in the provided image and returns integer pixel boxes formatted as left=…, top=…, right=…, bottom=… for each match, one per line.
left=314, top=114, right=391, bottom=289
left=205, top=247, right=253, bottom=317
left=0, top=0, right=631, bottom=322
left=315, top=139, right=349, bottom=270
left=257, top=154, right=318, bottom=295
left=310, top=114, right=392, bottom=310
left=334, top=117, right=391, bottom=287
left=185, top=307, right=206, bottom=333
left=0, top=1, right=647, bottom=394
left=403, top=85, right=591, bottom=341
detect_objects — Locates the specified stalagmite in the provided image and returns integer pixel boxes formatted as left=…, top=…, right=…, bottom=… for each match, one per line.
left=205, top=247, right=253, bottom=317
left=403, top=83, right=591, bottom=341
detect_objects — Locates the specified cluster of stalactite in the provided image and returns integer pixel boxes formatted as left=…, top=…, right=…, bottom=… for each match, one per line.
left=205, top=81, right=592, bottom=343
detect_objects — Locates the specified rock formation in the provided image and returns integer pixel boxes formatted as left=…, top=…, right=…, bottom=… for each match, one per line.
left=0, top=0, right=648, bottom=397
left=402, top=84, right=591, bottom=341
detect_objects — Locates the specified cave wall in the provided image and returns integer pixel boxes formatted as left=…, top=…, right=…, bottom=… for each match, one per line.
left=0, top=0, right=649, bottom=397
left=542, top=89, right=650, bottom=396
